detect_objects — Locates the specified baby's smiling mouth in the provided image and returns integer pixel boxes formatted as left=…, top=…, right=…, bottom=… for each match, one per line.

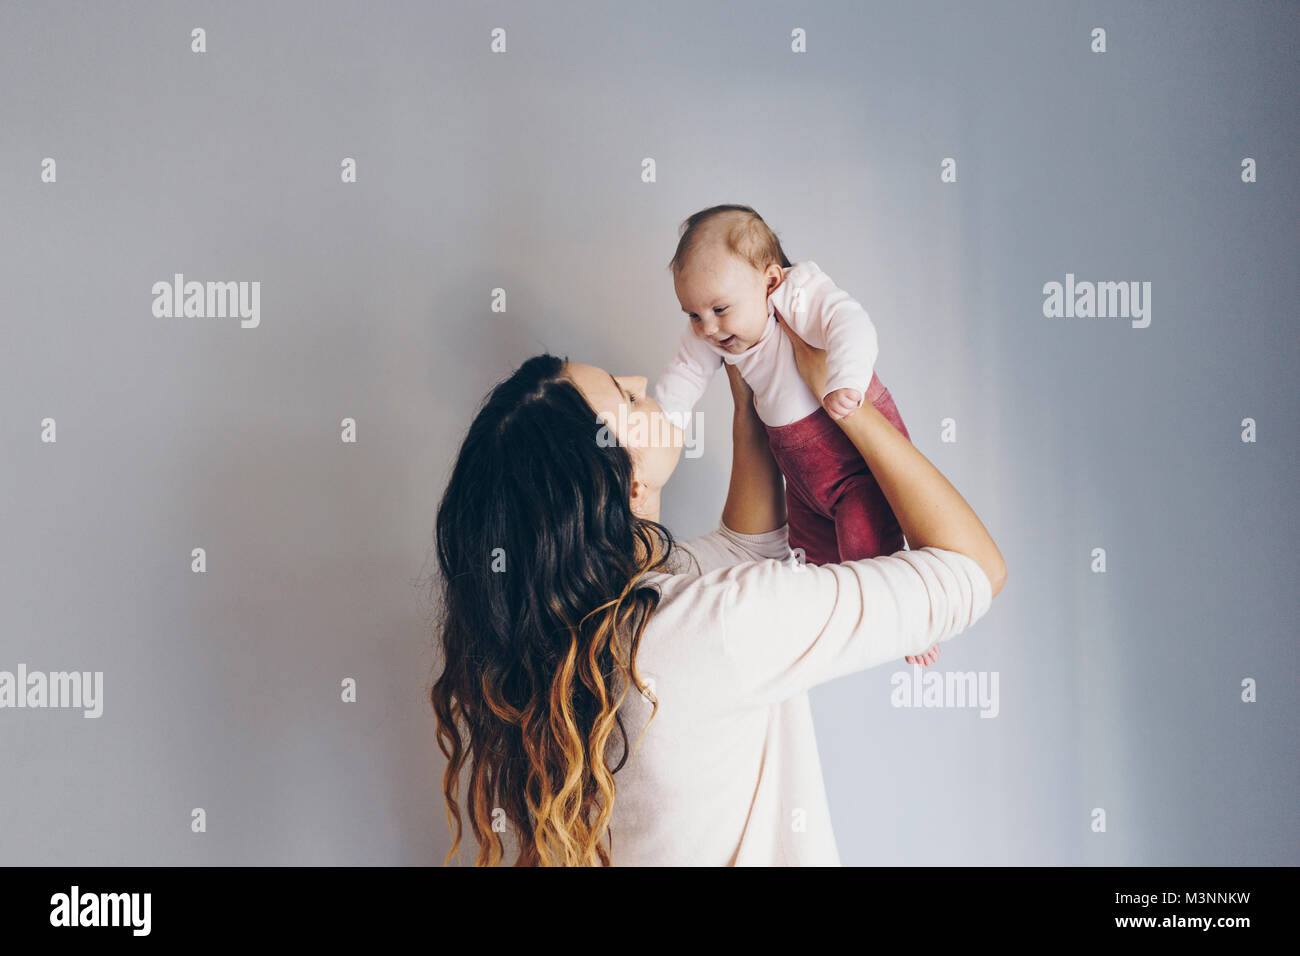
left=717, top=334, right=737, bottom=348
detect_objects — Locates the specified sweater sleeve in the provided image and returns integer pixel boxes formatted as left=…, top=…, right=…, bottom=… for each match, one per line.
left=767, top=260, right=879, bottom=405
left=712, top=546, right=993, bottom=707
left=653, top=325, right=722, bottom=431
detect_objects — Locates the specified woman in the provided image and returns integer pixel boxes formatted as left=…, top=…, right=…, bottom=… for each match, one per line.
left=431, top=316, right=1007, bottom=866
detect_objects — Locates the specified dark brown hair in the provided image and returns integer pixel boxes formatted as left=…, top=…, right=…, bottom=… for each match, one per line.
left=431, top=354, right=674, bottom=866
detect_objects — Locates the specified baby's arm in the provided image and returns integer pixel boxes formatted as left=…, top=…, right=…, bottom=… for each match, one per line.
left=769, top=261, right=879, bottom=419
left=653, top=326, right=723, bottom=431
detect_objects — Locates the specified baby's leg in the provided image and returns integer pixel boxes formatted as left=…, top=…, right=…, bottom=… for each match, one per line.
left=832, top=475, right=905, bottom=562
left=763, top=411, right=841, bottom=567
left=786, top=484, right=838, bottom=567
left=834, top=371, right=911, bottom=560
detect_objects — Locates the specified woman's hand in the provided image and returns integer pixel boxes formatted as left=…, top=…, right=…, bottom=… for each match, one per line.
left=775, top=310, right=830, bottom=400
left=724, top=361, right=757, bottom=412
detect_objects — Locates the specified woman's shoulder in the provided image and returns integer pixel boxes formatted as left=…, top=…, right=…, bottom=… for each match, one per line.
left=661, top=523, right=792, bottom=578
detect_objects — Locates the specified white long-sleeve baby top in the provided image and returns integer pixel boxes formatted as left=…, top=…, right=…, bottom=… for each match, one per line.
left=654, top=260, right=881, bottom=429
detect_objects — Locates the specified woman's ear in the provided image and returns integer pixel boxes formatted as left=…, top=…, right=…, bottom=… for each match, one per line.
left=629, top=477, right=648, bottom=514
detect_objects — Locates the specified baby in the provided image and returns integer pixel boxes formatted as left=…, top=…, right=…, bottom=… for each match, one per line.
left=655, top=205, right=940, bottom=668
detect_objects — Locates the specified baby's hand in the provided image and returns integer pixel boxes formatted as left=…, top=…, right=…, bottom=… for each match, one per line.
left=905, top=643, right=941, bottom=667
left=822, top=387, right=862, bottom=421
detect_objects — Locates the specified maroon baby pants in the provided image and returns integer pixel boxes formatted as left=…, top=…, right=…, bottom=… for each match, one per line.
left=764, top=372, right=911, bottom=566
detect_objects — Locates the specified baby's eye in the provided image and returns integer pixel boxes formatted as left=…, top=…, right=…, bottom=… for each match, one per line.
left=715, top=306, right=728, bottom=313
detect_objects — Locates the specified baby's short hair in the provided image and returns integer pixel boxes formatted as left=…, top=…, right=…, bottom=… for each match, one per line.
left=667, top=204, right=792, bottom=277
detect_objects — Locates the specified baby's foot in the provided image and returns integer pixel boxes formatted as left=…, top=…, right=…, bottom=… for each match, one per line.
left=905, top=643, right=941, bottom=667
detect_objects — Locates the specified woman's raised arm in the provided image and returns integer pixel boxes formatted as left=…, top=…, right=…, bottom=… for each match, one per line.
left=720, top=363, right=787, bottom=535
left=777, top=314, right=1007, bottom=597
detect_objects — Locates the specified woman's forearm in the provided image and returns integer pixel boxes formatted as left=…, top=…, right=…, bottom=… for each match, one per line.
left=721, top=396, right=787, bottom=535
left=837, top=401, right=1006, bottom=593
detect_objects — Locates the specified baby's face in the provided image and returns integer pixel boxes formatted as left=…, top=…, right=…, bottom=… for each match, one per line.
left=674, top=247, right=779, bottom=354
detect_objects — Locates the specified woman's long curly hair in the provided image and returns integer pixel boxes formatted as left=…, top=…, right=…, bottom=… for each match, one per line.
left=431, top=353, right=676, bottom=866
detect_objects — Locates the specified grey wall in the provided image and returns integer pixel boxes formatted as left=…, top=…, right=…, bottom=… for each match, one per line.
left=1, top=0, right=1296, bottom=865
